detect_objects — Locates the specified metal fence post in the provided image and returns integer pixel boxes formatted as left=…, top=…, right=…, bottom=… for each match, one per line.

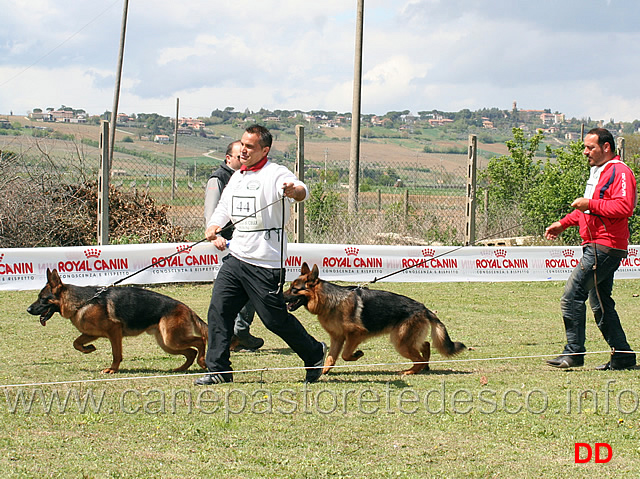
left=464, top=134, right=477, bottom=246
left=97, top=120, right=110, bottom=245
left=293, top=125, right=305, bottom=243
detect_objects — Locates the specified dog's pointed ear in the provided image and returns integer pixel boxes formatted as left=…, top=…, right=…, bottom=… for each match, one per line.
left=47, top=268, right=62, bottom=288
left=301, top=262, right=310, bottom=275
left=310, top=264, right=319, bottom=281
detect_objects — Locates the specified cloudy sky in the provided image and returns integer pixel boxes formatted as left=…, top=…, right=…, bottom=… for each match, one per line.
left=2, top=0, right=640, bottom=122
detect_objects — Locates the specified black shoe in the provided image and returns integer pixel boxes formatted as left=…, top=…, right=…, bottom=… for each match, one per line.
left=234, top=334, right=265, bottom=352
left=546, top=355, right=566, bottom=366
left=595, top=359, right=636, bottom=371
left=546, top=355, right=584, bottom=369
left=194, top=372, right=233, bottom=386
left=304, top=342, right=327, bottom=384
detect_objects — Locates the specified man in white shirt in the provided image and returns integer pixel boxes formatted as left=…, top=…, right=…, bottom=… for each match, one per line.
left=195, top=125, right=326, bottom=385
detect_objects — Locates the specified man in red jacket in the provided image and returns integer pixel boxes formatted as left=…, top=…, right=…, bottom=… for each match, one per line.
left=545, top=127, right=636, bottom=370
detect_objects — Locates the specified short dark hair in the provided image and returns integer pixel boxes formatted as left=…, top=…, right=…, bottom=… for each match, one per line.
left=225, top=140, right=240, bottom=156
left=245, top=124, right=272, bottom=149
left=586, top=127, right=615, bottom=152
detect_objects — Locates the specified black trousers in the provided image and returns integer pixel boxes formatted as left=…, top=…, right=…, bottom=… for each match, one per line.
left=205, top=255, right=323, bottom=377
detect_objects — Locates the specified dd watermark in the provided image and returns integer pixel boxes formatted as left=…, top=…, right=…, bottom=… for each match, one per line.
left=575, top=443, right=613, bottom=464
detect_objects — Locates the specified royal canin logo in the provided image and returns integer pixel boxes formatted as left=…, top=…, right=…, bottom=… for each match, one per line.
left=620, top=248, right=640, bottom=267
left=0, top=253, right=35, bottom=275
left=322, top=247, right=381, bottom=268
left=402, top=247, right=457, bottom=270
left=475, top=248, right=528, bottom=270
left=152, top=244, right=218, bottom=268
left=545, top=249, right=579, bottom=269
left=84, top=248, right=101, bottom=259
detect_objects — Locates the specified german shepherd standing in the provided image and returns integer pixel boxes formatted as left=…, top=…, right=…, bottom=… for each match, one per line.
left=284, top=263, right=466, bottom=376
left=27, top=268, right=208, bottom=374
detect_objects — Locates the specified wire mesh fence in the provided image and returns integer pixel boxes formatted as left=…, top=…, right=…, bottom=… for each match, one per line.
left=1, top=130, right=478, bottom=248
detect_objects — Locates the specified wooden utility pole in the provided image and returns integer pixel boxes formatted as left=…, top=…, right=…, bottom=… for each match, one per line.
left=348, top=0, right=364, bottom=214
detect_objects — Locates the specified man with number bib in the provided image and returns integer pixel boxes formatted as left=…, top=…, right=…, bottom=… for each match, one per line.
left=195, top=124, right=326, bottom=385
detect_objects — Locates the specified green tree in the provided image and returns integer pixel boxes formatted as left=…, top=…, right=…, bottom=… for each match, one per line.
left=305, top=182, right=345, bottom=238
left=525, top=141, right=588, bottom=242
left=481, top=127, right=544, bottom=207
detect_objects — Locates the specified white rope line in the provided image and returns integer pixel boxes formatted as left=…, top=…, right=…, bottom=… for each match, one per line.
left=0, top=349, right=632, bottom=389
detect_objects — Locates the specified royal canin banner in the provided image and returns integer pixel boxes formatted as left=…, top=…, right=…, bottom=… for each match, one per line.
left=2, top=243, right=640, bottom=290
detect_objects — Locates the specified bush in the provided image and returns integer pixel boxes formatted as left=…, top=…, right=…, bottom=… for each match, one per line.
left=0, top=150, right=185, bottom=247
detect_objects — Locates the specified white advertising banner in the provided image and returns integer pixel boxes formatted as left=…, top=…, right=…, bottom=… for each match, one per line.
left=2, top=243, right=640, bottom=291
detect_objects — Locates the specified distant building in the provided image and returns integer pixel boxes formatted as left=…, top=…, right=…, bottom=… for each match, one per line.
left=49, top=110, right=74, bottom=122
left=482, top=117, right=495, bottom=129
left=154, top=134, right=171, bottom=143
left=178, top=117, right=205, bottom=130
left=428, top=115, right=454, bottom=127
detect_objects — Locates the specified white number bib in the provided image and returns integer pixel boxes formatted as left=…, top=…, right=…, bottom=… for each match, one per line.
left=231, top=179, right=265, bottom=231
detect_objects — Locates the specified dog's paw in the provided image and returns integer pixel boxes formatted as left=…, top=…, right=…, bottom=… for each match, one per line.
left=101, top=367, right=118, bottom=374
left=81, top=345, right=97, bottom=354
left=353, top=350, right=364, bottom=360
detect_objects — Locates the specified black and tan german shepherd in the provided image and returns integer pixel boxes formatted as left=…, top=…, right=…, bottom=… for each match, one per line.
left=284, top=263, right=466, bottom=376
left=27, top=268, right=208, bottom=374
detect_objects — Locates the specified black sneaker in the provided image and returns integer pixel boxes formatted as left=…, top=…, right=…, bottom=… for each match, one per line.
left=304, top=342, right=327, bottom=384
left=193, top=372, right=233, bottom=386
left=547, top=355, right=584, bottom=369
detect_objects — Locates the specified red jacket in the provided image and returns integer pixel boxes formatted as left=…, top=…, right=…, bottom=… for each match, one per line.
left=560, top=156, right=637, bottom=250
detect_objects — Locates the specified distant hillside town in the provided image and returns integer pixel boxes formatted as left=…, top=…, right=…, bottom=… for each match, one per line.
left=5, top=101, right=639, bottom=142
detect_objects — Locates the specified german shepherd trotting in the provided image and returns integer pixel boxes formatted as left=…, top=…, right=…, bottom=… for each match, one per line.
left=27, top=268, right=208, bottom=374
left=284, top=263, right=466, bottom=376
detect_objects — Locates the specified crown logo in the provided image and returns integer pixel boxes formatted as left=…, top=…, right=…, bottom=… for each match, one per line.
left=629, top=248, right=637, bottom=257
left=345, top=247, right=359, bottom=256
left=494, top=249, right=507, bottom=258
left=562, top=249, right=575, bottom=258
left=84, top=248, right=101, bottom=258
left=422, top=248, right=435, bottom=257
left=176, top=244, right=192, bottom=254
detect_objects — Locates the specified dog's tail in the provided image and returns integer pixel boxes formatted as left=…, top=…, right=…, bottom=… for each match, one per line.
left=194, top=313, right=208, bottom=344
left=426, top=309, right=466, bottom=357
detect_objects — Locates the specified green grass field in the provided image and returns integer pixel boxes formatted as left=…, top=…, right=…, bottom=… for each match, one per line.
left=3, top=280, right=640, bottom=477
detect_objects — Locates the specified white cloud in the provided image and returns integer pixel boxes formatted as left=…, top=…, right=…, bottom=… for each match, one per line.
left=2, top=0, right=640, bottom=121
